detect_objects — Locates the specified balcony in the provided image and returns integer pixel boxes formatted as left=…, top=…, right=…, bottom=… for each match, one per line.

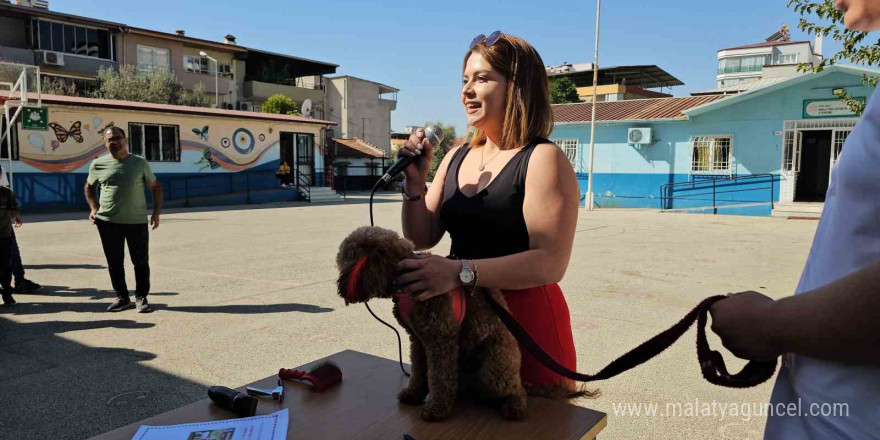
left=0, top=45, right=35, bottom=65
left=34, top=50, right=118, bottom=77
left=717, top=65, right=763, bottom=75
left=244, top=80, right=323, bottom=106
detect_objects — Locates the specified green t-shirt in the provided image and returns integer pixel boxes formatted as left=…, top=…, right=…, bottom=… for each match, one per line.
left=87, top=154, right=157, bottom=224
left=0, top=186, right=18, bottom=238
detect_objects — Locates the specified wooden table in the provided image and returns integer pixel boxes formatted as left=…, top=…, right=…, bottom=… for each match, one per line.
left=88, top=350, right=606, bottom=440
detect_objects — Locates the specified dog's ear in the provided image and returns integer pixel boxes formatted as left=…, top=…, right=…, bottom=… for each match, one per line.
left=336, top=226, right=413, bottom=304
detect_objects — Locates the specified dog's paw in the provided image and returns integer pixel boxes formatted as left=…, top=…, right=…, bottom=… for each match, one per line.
left=500, top=395, right=527, bottom=421
left=397, top=387, right=427, bottom=405
left=420, top=401, right=454, bottom=422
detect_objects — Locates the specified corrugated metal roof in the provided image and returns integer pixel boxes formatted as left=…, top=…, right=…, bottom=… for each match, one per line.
left=552, top=96, right=726, bottom=123
left=333, top=138, right=386, bottom=158
left=690, top=77, right=789, bottom=96
left=24, top=93, right=336, bottom=126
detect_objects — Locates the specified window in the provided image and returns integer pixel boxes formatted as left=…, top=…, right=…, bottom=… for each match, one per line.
left=553, top=138, right=578, bottom=167
left=128, top=123, right=180, bottom=162
left=33, top=19, right=114, bottom=60
left=185, top=55, right=210, bottom=74
left=137, top=45, right=171, bottom=73
left=718, top=55, right=770, bottom=74
left=691, top=136, right=732, bottom=174
left=774, top=53, right=798, bottom=65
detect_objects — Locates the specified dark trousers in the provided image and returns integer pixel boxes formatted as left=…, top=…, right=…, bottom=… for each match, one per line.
left=0, top=237, right=11, bottom=293
left=10, top=230, right=25, bottom=283
left=95, top=219, right=150, bottom=299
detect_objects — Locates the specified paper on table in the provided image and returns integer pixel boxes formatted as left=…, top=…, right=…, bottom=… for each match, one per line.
left=129, top=409, right=288, bottom=440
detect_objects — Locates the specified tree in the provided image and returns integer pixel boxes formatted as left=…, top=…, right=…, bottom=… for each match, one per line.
left=41, top=76, right=78, bottom=97
left=180, top=82, right=213, bottom=108
left=262, top=93, right=301, bottom=116
left=93, top=65, right=183, bottom=104
left=425, top=121, right=457, bottom=182
left=549, top=77, right=580, bottom=104
left=789, top=0, right=880, bottom=114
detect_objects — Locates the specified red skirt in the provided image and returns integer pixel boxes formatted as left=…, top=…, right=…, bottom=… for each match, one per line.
left=502, top=283, right=577, bottom=388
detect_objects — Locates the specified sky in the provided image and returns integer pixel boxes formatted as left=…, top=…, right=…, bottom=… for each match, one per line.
left=56, top=0, right=846, bottom=137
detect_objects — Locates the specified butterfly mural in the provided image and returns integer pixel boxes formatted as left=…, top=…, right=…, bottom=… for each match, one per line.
left=192, top=126, right=209, bottom=142
left=195, top=148, right=221, bottom=171
left=48, top=121, right=84, bottom=143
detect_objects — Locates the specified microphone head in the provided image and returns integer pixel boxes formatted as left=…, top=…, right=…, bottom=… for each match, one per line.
left=423, top=125, right=445, bottom=147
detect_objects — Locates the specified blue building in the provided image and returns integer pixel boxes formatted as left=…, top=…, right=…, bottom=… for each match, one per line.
left=550, top=65, right=876, bottom=216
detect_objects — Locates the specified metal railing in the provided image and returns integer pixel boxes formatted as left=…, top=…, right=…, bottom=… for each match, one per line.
left=295, top=169, right=310, bottom=202
left=660, top=173, right=775, bottom=214
left=164, top=170, right=292, bottom=206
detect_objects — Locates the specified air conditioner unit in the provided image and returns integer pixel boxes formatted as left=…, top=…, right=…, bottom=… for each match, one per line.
left=628, top=127, right=652, bottom=144
left=225, top=103, right=234, bottom=110
left=238, top=101, right=252, bottom=111
left=42, top=51, right=65, bottom=67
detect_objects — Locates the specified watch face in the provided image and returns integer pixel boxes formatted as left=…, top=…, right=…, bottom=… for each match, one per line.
left=460, top=271, right=474, bottom=284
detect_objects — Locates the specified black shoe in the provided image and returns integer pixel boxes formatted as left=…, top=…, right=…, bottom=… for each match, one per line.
left=107, top=296, right=134, bottom=312
left=135, top=297, right=153, bottom=313
left=13, top=279, right=41, bottom=293
left=2, top=292, right=15, bottom=306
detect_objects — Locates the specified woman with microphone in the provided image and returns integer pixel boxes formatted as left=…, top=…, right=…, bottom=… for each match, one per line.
left=395, top=32, right=582, bottom=394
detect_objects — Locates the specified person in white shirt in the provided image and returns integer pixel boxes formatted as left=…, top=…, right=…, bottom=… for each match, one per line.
left=710, top=1, right=880, bottom=438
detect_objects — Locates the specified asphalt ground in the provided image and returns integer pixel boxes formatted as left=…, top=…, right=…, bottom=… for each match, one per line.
left=0, top=194, right=818, bottom=440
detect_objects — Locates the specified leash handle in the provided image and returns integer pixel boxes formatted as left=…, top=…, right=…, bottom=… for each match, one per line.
left=485, top=293, right=777, bottom=387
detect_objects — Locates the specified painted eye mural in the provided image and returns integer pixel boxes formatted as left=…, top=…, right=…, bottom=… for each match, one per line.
left=259, top=133, right=266, bottom=142
left=233, top=128, right=255, bottom=154
left=221, top=137, right=231, bottom=148
left=192, top=126, right=209, bottom=142
left=27, top=132, right=45, bottom=151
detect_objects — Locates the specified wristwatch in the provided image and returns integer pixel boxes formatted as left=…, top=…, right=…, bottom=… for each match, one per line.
left=459, top=259, right=475, bottom=287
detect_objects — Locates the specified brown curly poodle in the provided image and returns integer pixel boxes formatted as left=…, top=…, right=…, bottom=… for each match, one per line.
left=336, top=226, right=528, bottom=421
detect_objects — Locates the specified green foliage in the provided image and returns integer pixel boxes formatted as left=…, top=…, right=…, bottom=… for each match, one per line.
left=261, top=93, right=301, bottom=116
left=180, top=82, right=213, bottom=108
left=425, top=121, right=457, bottom=182
left=549, top=77, right=580, bottom=104
left=93, top=65, right=181, bottom=104
left=41, top=76, right=78, bottom=97
left=789, top=0, right=880, bottom=114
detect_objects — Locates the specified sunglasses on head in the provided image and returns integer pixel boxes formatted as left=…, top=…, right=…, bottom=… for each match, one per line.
left=469, top=31, right=503, bottom=50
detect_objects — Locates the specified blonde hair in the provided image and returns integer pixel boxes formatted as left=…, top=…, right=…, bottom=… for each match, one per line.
left=464, top=34, right=553, bottom=150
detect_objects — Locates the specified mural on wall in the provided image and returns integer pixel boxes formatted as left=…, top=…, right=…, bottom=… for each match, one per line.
left=195, top=148, right=221, bottom=171
left=18, top=107, right=322, bottom=173
left=48, top=121, right=84, bottom=144
left=192, top=126, right=209, bottom=142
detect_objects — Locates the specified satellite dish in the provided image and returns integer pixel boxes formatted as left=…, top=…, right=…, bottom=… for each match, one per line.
left=301, top=99, right=313, bottom=118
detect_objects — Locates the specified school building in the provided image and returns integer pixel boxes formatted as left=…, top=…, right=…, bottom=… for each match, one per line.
left=550, top=65, right=876, bottom=216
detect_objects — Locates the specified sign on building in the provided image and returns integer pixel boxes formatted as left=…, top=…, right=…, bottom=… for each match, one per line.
left=803, top=98, right=865, bottom=119
left=22, top=107, right=48, bottom=130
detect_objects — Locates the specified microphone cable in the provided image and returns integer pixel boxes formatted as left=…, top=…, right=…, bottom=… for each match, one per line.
left=365, top=178, right=410, bottom=377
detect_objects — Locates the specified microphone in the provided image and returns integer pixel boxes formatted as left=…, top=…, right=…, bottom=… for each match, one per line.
left=380, top=125, right=445, bottom=184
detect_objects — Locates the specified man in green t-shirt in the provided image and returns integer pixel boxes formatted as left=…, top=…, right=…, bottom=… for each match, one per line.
left=85, top=126, right=163, bottom=313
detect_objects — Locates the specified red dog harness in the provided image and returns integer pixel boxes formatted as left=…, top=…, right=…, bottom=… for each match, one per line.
left=394, top=288, right=467, bottom=327
left=345, top=254, right=467, bottom=326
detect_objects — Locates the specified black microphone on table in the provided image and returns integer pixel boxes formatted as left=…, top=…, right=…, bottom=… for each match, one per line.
left=379, top=125, right=445, bottom=186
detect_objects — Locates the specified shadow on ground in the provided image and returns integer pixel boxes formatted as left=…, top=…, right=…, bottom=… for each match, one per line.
left=0, top=317, right=207, bottom=440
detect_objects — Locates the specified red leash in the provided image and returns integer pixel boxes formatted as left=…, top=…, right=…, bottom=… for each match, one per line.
left=485, top=294, right=777, bottom=388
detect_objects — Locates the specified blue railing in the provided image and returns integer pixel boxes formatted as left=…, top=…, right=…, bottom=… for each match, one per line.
left=660, top=173, right=775, bottom=214
left=164, top=170, right=295, bottom=206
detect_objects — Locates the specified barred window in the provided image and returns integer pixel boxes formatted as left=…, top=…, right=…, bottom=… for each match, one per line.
left=691, top=136, right=732, bottom=174
left=552, top=138, right=578, bottom=167
left=128, top=123, right=180, bottom=162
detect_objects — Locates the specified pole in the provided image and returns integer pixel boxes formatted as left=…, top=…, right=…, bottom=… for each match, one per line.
left=586, top=0, right=602, bottom=211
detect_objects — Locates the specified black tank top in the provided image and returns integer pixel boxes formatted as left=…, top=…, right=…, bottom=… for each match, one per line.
left=439, top=138, right=545, bottom=259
